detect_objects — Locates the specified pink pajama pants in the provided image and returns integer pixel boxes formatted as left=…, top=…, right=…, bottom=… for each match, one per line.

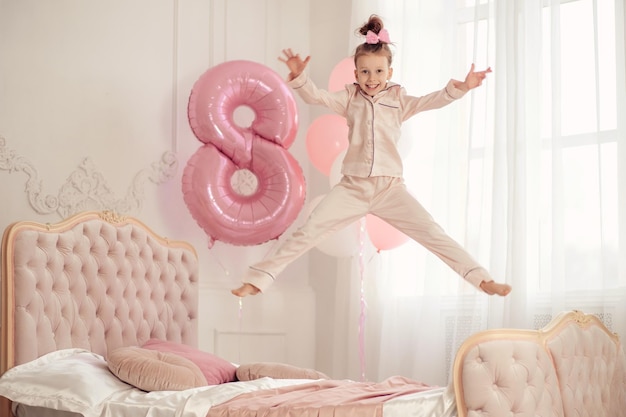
left=242, top=175, right=492, bottom=292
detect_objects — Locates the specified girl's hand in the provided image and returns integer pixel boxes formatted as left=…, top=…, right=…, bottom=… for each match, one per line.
left=453, top=63, right=492, bottom=91
left=278, top=48, right=311, bottom=80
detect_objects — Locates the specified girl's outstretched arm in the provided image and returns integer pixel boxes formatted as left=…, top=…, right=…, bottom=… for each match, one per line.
left=278, top=48, right=311, bottom=80
left=452, top=63, right=492, bottom=91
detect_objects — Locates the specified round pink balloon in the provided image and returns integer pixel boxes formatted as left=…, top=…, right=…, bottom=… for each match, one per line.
left=328, top=57, right=355, bottom=92
left=183, top=60, right=306, bottom=246
left=365, top=214, right=410, bottom=252
left=305, top=114, right=349, bottom=176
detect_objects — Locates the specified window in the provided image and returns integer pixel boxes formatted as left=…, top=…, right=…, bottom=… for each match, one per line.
left=459, top=0, right=624, bottom=293
left=387, top=0, right=625, bottom=296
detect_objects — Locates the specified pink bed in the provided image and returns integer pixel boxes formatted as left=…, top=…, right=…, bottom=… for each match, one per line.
left=0, top=211, right=624, bottom=417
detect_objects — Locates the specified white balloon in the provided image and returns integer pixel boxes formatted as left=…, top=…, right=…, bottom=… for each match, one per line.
left=305, top=194, right=361, bottom=258
left=328, top=150, right=347, bottom=188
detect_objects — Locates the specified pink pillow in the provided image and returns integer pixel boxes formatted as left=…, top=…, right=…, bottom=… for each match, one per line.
left=142, top=339, right=237, bottom=385
left=107, top=346, right=207, bottom=391
left=236, top=362, right=329, bottom=381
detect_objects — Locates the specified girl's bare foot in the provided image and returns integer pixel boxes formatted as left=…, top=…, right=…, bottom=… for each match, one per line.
left=480, top=280, right=512, bottom=296
left=231, top=283, right=260, bottom=297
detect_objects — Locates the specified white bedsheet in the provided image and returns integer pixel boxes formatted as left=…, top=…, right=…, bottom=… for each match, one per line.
left=384, top=385, right=457, bottom=417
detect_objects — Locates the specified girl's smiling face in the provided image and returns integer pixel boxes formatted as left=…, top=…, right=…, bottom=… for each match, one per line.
left=354, top=53, right=393, bottom=96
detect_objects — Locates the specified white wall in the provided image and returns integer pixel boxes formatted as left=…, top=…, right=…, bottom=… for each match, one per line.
left=0, top=0, right=353, bottom=377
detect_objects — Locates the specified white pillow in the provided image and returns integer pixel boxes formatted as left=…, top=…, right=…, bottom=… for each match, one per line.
left=0, top=349, right=134, bottom=417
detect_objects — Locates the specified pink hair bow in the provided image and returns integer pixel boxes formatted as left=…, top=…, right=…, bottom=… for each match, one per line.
left=365, top=29, right=391, bottom=44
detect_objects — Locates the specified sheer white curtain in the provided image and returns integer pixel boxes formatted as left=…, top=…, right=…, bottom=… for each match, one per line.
left=331, top=0, right=626, bottom=385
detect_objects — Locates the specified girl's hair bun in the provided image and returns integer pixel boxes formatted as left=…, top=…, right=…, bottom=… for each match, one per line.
left=357, top=14, right=384, bottom=37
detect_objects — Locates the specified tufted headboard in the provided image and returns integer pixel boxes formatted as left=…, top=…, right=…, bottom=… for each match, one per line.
left=453, top=310, right=626, bottom=417
left=0, top=210, right=199, bottom=376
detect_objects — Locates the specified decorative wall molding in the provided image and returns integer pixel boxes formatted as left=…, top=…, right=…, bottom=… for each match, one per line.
left=0, top=136, right=178, bottom=219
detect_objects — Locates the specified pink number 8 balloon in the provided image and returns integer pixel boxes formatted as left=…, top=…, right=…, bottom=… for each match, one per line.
left=182, top=60, right=306, bottom=247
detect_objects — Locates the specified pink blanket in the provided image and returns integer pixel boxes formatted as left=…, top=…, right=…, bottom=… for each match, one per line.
left=206, top=376, right=437, bottom=417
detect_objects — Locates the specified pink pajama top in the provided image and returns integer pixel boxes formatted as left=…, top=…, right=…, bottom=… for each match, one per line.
left=288, top=72, right=467, bottom=178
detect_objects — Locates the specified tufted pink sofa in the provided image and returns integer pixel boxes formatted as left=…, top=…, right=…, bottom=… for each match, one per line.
left=453, top=310, right=626, bottom=417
